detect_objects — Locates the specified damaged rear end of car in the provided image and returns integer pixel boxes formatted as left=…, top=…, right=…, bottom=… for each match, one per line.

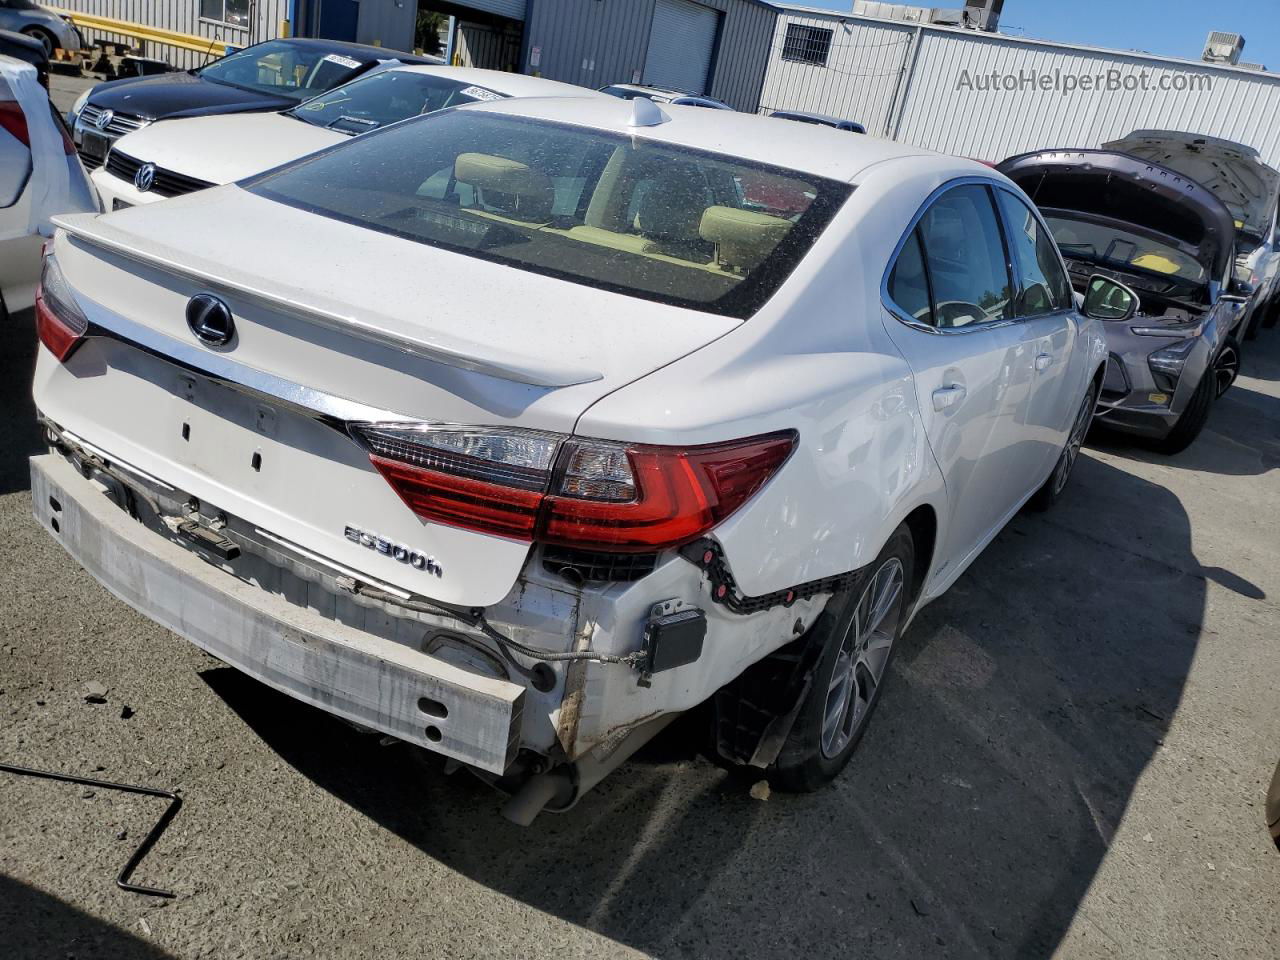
left=31, top=104, right=864, bottom=821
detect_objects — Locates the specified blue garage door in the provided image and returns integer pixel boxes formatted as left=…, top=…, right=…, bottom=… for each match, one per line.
left=643, top=0, right=720, bottom=95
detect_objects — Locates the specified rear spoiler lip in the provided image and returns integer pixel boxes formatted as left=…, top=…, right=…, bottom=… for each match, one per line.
left=50, top=213, right=605, bottom=388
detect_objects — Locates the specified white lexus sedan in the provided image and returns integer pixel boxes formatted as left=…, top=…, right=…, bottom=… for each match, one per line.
left=89, top=65, right=604, bottom=211
left=32, top=97, right=1112, bottom=821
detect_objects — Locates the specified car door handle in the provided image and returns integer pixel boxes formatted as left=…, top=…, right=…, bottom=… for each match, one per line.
left=932, top=384, right=967, bottom=411
left=1035, top=353, right=1054, bottom=372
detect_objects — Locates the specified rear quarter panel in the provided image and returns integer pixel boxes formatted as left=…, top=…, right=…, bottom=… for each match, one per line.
left=574, top=159, right=964, bottom=600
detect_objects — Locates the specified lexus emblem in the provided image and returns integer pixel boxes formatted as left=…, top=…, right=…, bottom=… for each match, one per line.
left=133, top=162, right=156, bottom=193
left=186, top=294, right=235, bottom=347
left=95, top=108, right=113, bottom=131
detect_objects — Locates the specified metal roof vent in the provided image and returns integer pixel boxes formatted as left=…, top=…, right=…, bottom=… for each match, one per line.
left=1203, top=31, right=1245, bottom=65
left=629, top=97, right=670, bottom=128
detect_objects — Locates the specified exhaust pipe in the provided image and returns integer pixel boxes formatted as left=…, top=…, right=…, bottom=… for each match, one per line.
left=501, top=714, right=677, bottom=825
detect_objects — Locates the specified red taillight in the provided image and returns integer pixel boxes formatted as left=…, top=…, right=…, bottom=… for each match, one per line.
left=356, top=425, right=796, bottom=552
left=540, top=436, right=797, bottom=551
left=369, top=456, right=544, bottom=540
left=35, top=252, right=89, bottom=362
left=0, top=101, right=30, bottom=147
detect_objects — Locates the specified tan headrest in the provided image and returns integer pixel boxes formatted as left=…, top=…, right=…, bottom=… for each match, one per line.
left=699, top=206, right=791, bottom=271
left=453, top=153, right=554, bottom=222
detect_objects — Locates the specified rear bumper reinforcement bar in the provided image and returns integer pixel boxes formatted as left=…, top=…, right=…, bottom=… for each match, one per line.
left=31, top=453, right=525, bottom=775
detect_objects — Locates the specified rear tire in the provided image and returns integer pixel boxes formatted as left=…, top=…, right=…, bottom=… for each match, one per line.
left=770, top=525, right=914, bottom=793
left=1153, top=368, right=1215, bottom=455
left=21, top=26, right=57, bottom=57
left=1029, top=379, right=1097, bottom=512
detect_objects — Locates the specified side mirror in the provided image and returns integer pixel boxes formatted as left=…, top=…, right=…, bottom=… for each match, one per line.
left=1220, top=277, right=1255, bottom=304
left=1082, top=274, right=1139, bottom=321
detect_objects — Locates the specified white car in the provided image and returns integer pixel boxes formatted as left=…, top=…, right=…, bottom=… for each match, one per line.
left=91, top=65, right=605, bottom=211
left=32, top=97, right=1111, bottom=821
left=0, top=55, right=95, bottom=317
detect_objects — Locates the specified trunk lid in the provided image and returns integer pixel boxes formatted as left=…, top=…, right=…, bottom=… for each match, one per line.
left=997, top=149, right=1238, bottom=281
left=39, top=189, right=738, bottom=606
left=1102, top=130, right=1279, bottom=241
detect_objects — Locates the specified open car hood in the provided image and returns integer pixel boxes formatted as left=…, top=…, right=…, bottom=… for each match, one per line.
left=1102, top=130, right=1279, bottom=240
left=997, top=149, right=1237, bottom=280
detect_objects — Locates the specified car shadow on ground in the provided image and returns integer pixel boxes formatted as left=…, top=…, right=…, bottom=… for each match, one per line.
left=203, top=448, right=1208, bottom=959
left=0, top=874, right=176, bottom=959
left=0, top=309, right=45, bottom=496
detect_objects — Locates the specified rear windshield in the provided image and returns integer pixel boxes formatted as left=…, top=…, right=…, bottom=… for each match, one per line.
left=247, top=110, right=851, bottom=318
left=288, top=71, right=503, bottom=135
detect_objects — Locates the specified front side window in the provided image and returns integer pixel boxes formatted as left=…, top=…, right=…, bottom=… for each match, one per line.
left=289, top=71, right=503, bottom=135
left=916, top=184, right=1013, bottom=328
left=248, top=111, right=852, bottom=318
left=197, top=40, right=367, bottom=100
left=996, top=189, right=1072, bottom=316
left=199, top=0, right=250, bottom=27
left=782, top=24, right=833, bottom=67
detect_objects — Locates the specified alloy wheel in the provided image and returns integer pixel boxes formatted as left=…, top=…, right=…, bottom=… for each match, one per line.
left=820, top=557, right=905, bottom=759
left=1051, top=387, right=1096, bottom=495
left=1214, top=343, right=1240, bottom=397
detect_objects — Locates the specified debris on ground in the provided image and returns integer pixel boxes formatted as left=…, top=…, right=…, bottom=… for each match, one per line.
left=82, top=681, right=108, bottom=704
left=116, top=829, right=128, bottom=841
left=749, top=780, right=771, bottom=801
left=120, top=705, right=135, bottom=719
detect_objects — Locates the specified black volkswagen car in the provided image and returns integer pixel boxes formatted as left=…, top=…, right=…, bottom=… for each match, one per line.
left=67, top=36, right=441, bottom=168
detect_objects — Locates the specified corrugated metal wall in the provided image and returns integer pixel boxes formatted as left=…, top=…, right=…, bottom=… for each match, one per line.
left=522, top=0, right=776, bottom=112
left=761, top=9, right=1280, bottom=170
left=456, top=0, right=527, bottom=20
left=42, top=0, right=289, bottom=70
left=897, top=29, right=1280, bottom=166
left=354, top=0, right=416, bottom=51
left=758, top=12, right=915, bottom=135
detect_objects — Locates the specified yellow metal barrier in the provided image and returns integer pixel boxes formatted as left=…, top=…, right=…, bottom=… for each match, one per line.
left=64, top=11, right=227, bottom=57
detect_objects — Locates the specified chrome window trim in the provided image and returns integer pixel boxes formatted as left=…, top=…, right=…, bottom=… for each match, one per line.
left=881, top=176, right=1028, bottom=336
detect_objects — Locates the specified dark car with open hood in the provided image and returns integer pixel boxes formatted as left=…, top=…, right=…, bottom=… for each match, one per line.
left=998, top=148, right=1254, bottom=454
left=66, top=37, right=441, bottom=170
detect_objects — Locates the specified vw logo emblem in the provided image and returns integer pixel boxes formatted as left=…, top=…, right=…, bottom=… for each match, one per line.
left=133, top=162, right=157, bottom=193
left=95, top=108, right=114, bottom=131
left=186, top=294, right=235, bottom=347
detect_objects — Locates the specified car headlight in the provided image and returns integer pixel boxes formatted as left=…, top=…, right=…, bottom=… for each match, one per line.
left=70, top=89, right=91, bottom=121
left=1148, top=339, right=1197, bottom=393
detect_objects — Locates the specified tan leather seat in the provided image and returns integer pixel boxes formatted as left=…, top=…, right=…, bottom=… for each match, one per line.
left=699, top=206, right=791, bottom=273
left=453, top=153, right=555, bottom=225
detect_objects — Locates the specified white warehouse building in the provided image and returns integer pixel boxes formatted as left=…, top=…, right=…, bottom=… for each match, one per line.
left=761, top=4, right=1280, bottom=169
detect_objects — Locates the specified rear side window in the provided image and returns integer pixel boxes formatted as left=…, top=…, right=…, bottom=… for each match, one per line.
left=996, top=188, right=1072, bottom=316
left=888, top=229, right=932, bottom=324
left=248, top=110, right=853, bottom=319
left=917, top=184, right=1013, bottom=329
